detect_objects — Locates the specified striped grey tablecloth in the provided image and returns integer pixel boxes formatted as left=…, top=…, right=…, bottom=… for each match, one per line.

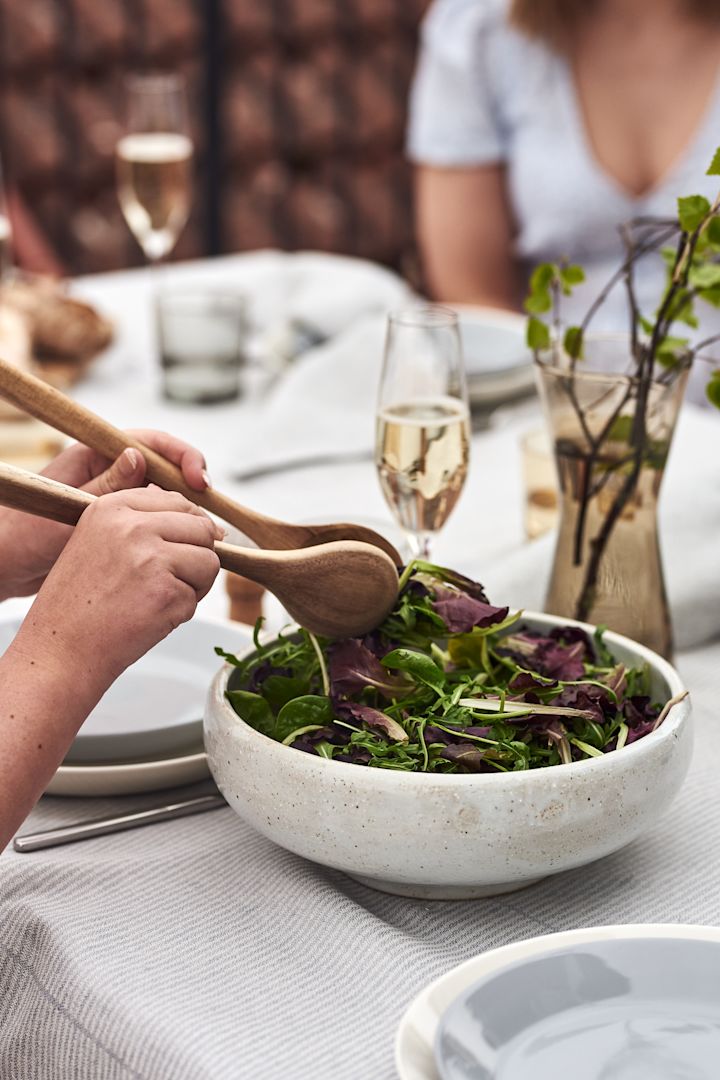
left=1, top=641, right=719, bottom=1080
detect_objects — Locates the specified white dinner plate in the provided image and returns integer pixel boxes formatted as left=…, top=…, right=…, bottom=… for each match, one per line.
left=0, top=609, right=252, bottom=796
left=453, top=305, right=535, bottom=408
left=395, top=924, right=720, bottom=1080
left=46, top=746, right=211, bottom=797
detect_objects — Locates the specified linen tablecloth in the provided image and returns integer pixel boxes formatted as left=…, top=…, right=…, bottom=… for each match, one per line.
left=2, top=252, right=720, bottom=1079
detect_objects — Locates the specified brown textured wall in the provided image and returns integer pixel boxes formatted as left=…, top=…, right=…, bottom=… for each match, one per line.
left=0, top=0, right=429, bottom=276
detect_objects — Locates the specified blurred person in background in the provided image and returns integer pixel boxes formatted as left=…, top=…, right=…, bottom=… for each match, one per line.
left=408, top=0, right=720, bottom=401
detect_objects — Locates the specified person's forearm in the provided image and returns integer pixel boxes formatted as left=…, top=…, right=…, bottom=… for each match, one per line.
left=0, top=618, right=109, bottom=850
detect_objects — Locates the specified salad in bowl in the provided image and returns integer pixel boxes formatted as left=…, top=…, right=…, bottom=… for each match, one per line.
left=217, top=562, right=679, bottom=775
left=205, top=563, right=690, bottom=898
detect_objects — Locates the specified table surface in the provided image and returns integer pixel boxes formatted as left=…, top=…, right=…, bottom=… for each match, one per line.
left=2, top=251, right=720, bottom=1080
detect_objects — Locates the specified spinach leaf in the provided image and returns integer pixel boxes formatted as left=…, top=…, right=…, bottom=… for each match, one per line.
left=226, top=690, right=275, bottom=738
left=275, top=695, right=334, bottom=742
left=381, top=649, right=446, bottom=694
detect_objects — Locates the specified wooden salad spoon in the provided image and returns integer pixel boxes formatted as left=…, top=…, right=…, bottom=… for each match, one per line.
left=0, top=462, right=399, bottom=639
left=0, top=356, right=401, bottom=565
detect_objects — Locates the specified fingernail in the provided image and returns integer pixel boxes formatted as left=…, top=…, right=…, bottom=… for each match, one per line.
left=120, top=449, right=139, bottom=476
left=202, top=470, right=213, bottom=489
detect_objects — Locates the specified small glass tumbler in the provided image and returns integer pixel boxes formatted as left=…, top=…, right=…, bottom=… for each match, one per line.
left=521, top=428, right=559, bottom=540
left=156, top=288, right=247, bottom=404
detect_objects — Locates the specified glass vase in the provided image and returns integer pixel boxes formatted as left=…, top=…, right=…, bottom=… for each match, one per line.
left=536, top=335, right=689, bottom=659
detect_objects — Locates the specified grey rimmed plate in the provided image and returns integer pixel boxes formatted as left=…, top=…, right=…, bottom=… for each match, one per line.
left=453, top=305, right=535, bottom=409
left=434, top=936, right=720, bottom=1080
left=0, top=610, right=251, bottom=768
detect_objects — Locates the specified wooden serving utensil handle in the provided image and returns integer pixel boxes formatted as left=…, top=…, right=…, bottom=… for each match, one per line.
left=0, top=355, right=273, bottom=543
left=0, top=460, right=94, bottom=525
left=0, top=461, right=276, bottom=581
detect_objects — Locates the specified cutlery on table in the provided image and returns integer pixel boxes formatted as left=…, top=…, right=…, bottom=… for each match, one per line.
left=0, top=461, right=399, bottom=638
left=233, top=449, right=373, bottom=482
left=0, top=355, right=401, bottom=565
left=13, top=793, right=226, bottom=852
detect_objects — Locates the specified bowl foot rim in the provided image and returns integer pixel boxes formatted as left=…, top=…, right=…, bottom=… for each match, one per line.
left=346, top=872, right=545, bottom=900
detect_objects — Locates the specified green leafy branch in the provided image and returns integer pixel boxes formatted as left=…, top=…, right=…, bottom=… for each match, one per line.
left=522, top=147, right=720, bottom=627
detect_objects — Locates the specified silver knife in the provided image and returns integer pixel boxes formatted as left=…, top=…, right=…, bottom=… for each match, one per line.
left=233, top=449, right=373, bottom=482
left=13, top=793, right=226, bottom=852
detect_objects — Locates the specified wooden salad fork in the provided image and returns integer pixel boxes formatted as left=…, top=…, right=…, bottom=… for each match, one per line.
left=0, top=355, right=401, bottom=565
left=0, top=461, right=399, bottom=639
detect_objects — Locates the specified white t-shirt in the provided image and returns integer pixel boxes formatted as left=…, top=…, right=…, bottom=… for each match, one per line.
left=407, top=0, right=720, bottom=404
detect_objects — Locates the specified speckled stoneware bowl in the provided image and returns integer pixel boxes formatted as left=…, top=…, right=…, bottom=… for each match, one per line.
left=204, top=613, right=692, bottom=899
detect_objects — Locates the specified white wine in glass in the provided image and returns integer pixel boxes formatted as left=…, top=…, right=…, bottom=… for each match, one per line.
left=375, top=307, right=470, bottom=560
left=116, top=74, right=193, bottom=263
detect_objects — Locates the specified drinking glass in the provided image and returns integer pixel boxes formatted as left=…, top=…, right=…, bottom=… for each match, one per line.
left=0, top=153, right=12, bottom=279
left=115, top=73, right=193, bottom=264
left=375, top=306, right=470, bottom=561
left=156, top=287, right=247, bottom=404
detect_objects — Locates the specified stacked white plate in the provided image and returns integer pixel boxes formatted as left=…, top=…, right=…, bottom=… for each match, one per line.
left=0, top=610, right=251, bottom=796
left=454, top=305, right=535, bottom=410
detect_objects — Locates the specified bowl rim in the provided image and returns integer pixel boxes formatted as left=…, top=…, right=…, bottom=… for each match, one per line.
left=208, top=610, right=690, bottom=787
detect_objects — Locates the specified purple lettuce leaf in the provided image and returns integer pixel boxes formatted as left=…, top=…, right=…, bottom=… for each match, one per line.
left=439, top=743, right=487, bottom=771
left=553, top=683, right=615, bottom=724
left=625, top=720, right=656, bottom=744
left=431, top=588, right=509, bottom=634
left=624, top=696, right=659, bottom=729
left=334, top=747, right=373, bottom=765
left=548, top=626, right=594, bottom=654
left=499, top=631, right=587, bottom=681
left=291, top=726, right=351, bottom=754
left=509, top=671, right=559, bottom=694
left=247, top=660, right=293, bottom=694
left=328, top=639, right=409, bottom=699
left=334, top=700, right=408, bottom=742
left=360, top=630, right=394, bottom=659
left=427, top=567, right=490, bottom=602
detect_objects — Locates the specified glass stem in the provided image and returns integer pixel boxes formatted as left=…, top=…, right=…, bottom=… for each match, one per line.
left=408, top=532, right=433, bottom=561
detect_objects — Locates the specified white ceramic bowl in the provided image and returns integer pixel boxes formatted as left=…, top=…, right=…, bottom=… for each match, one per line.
left=204, top=613, right=691, bottom=899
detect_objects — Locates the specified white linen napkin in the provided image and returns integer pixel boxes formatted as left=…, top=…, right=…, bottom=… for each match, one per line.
left=233, top=254, right=413, bottom=476
left=235, top=314, right=392, bottom=477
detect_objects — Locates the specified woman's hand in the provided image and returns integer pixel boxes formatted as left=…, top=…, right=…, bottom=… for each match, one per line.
left=0, top=430, right=211, bottom=600
left=0, top=486, right=222, bottom=847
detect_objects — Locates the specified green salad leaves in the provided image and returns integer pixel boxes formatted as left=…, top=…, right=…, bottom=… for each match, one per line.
left=217, top=563, right=664, bottom=774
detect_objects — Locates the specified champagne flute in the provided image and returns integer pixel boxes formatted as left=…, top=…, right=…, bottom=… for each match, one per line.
left=375, top=306, right=470, bottom=561
left=0, top=153, right=13, bottom=279
left=115, top=73, right=193, bottom=264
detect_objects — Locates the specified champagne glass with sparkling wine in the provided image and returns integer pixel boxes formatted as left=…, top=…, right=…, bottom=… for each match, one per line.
left=375, top=306, right=470, bottom=561
left=115, top=73, right=193, bottom=264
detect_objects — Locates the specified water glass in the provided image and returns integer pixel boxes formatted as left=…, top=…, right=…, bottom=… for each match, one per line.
left=520, top=428, right=559, bottom=540
left=156, top=289, right=247, bottom=404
